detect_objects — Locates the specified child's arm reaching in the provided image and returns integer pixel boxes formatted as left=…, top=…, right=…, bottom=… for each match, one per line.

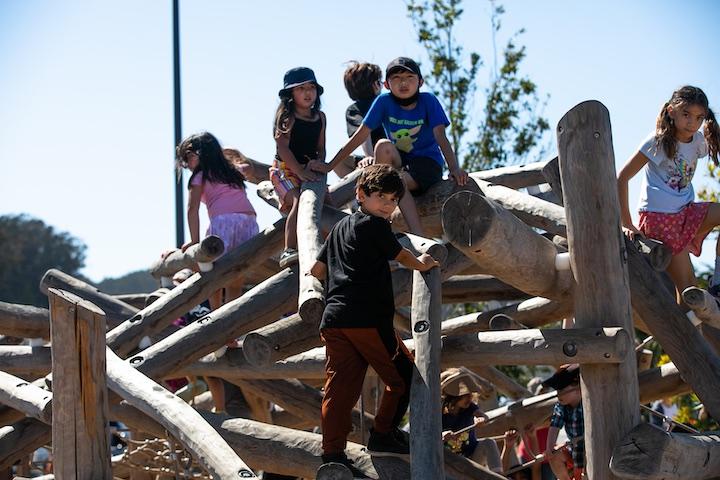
left=433, top=124, right=468, bottom=186
left=309, top=124, right=371, bottom=174
left=395, top=249, right=440, bottom=272
left=617, top=151, right=649, bottom=238
left=182, top=183, right=203, bottom=251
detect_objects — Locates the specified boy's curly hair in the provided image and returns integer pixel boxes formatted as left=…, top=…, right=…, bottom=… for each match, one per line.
left=343, top=61, right=382, bottom=101
left=356, top=164, right=405, bottom=199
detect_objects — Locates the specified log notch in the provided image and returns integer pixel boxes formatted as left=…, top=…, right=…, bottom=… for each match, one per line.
left=410, top=265, right=444, bottom=479
left=149, top=235, right=225, bottom=280
left=558, top=100, right=639, bottom=479
left=442, top=191, right=573, bottom=301
left=48, top=289, right=111, bottom=479
left=106, top=348, right=257, bottom=478
left=41, top=269, right=137, bottom=329
left=442, top=327, right=631, bottom=366
left=297, top=177, right=326, bottom=323
left=610, top=423, right=720, bottom=480
left=0, top=301, right=50, bottom=340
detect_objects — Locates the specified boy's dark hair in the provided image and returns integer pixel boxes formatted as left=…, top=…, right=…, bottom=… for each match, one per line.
left=356, top=164, right=405, bottom=199
left=343, top=61, right=382, bottom=101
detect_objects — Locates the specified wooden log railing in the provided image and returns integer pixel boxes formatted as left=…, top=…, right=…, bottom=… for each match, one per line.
left=0, top=301, right=50, bottom=340
left=48, top=289, right=112, bottom=479
left=442, top=191, right=574, bottom=301
left=149, top=235, right=225, bottom=280
left=610, top=423, right=720, bottom=480
left=410, top=265, right=444, bottom=479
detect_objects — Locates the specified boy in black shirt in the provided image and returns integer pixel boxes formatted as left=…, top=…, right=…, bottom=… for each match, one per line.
left=310, top=164, right=439, bottom=471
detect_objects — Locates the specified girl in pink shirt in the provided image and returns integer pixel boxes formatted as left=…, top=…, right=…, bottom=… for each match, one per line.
left=176, top=131, right=259, bottom=412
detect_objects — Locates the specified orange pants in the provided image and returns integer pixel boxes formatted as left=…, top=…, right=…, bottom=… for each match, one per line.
left=320, top=327, right=414, bottom=454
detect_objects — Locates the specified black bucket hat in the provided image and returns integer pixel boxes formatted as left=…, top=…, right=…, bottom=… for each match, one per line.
left=279, top=67, right=324, bottom=97
left=385, top=57, right=422, bottom=80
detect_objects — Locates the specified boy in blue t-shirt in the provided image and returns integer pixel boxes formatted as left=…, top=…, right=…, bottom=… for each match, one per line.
left=310, top=56, right=468, bottom=235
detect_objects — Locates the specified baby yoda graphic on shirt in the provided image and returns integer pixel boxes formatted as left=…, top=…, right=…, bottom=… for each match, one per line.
left=391, top=124, right=422, bottom=153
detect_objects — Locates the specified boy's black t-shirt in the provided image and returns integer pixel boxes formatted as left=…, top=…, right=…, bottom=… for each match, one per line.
left=317, top=210, right=403, bottom=329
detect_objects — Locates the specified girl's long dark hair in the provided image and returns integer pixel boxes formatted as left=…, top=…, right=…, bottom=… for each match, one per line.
left=175, top=132, right=246, bottom=189
left=273, top=85, right=322, bottom=138
left=655, top=85, right=720, bottom=164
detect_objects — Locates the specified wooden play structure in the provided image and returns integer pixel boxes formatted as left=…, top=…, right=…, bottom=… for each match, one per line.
left=2, top=101, right=720, bottom=479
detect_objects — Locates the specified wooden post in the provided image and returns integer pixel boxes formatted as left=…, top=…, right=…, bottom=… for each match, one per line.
left=41, top=269, right=138, bottom=329
left=557, top=100, right=640, bottom=479
left=410, top=267, right=444, bottom=479
left=149, top=235, right=225, bottom=279
left=610, top=423, right=720, bottom=480
left=48, top=288, right=112, bottom=479
left=297, top=177, right=326, bottom=323
left=442, top=191, right=574, bottom=301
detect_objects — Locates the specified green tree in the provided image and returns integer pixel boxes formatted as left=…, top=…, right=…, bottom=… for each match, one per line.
left=406, top=0, right=549, bottom=170
left=0, top=214, right=87, bottom=307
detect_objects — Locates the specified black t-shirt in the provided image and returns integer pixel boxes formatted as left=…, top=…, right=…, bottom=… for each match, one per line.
left=346, top=98, right=386, bottom=148
left=317, top=210, right=403, bottom=329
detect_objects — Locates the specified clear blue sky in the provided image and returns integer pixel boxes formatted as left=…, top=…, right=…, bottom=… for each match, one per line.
left=1, top=1, right=719, bottom=282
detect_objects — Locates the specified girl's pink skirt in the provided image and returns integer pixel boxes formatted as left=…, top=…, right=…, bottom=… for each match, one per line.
left=207, top=213, right=259, bottom=255
left=638, top=202, right=711, bottom=255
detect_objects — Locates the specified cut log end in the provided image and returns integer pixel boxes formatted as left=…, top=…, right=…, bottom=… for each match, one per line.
left=299, top=298, right=325, bottom=325
left=316, top=463, right=354, bottom=480
left=682, top=286, right=708, bottom=309
left=201, top=235, right=225, bottom=257
left=489, top=314, right=527, bottom=330
left=441, top=191, right=494, bottom=246
left=241, top=333, right=273, bottom=367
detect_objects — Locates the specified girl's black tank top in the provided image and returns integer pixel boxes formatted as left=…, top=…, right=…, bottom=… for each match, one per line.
left=288, top=116, right=322, bottom=164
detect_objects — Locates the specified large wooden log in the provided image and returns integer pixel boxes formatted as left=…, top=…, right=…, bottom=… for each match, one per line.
left=410, top=267, right=444, bottom=479
left=442, top=327, right=631, bottom=366
left=442, top=191, right=574, bottom=301
left=40, top=269, right=137, bottom=329
left=0, top=346, right=51, bottom=377
left=441, top=275, right=529, bottom=303
left=627, top=241, right=720, bottom=419
left=105, top=348, right=257, bottom=478
left=48, top=289, right=112, bottom=479
left=242, top=313, right=321, bottom=367
left=149, top=235, right=225, bottom=279
left=474, top=392, right=558, bottom=439
left=0, top=301, right=50, bottom=340
left=470, top=159, right=551, bottom=189
left=610, top=422, right=720, bottom=480
left=683, top=287, right=720, bottom=329
left=297, top=178, right=327, bottom=324
left=0, top=371, right=51, bottom=423
left=470, top=366, right=533, bottom=400
left=638, top=362, right=689, bottom=404
left=474, top=178, right=567, bottom=237
left=0, top=418, right=50, bottom=470
left=558, top=100, right=640, bottom=479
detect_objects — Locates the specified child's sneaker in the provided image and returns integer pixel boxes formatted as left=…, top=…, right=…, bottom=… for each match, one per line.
left=320, top=453, right=372, bottom=479
left=366, top=428, right=410, bottom=458
left=278, top=248, right=299, bottom=268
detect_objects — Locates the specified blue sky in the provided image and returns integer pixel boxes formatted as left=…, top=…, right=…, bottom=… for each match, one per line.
left=1, top=1, right=719, bottom=282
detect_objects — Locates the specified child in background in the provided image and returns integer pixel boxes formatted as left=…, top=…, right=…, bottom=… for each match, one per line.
left=176, top=132, right=259, bottom=413
left=334, top=61, right=386, bottom=177
left=270, top=67, right=327, bottom=267
left=618, top=86, right=720, bottom=304
left=502, top=429, right=533, bottom=480
left=310, top=165, right=439, bottom=475
left=543, top=364, right=584, bottom=480
left=440, top=367, right=502, bottom=473
left=310, top=56, right=468, bottom=235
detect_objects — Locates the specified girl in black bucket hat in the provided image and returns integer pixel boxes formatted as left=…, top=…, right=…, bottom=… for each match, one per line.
left=270, top=67, right=326, bottom=267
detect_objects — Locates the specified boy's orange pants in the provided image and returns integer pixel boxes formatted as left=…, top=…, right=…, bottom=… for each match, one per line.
left=320, top=327, right=414, bottom=455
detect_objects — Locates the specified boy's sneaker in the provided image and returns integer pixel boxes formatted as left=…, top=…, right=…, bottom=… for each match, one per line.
left=366, top=428, right=410, bottom=458
left=320, top=453, right=372, bottom=479
left=278, top=248, right=299, bottom=268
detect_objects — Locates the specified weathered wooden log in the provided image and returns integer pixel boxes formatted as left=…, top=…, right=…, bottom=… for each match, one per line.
left=627, top=240, right=720, bottom=419
left=149, top=235, right=225, bottom=279
left=474, top=178, right=567, bottom=237
left=326, top=167, right=363, bottom=209
left=638, top=362, right=689, bottom=403
left=106, top=348, right=257, bottom=478
left=558, top=100, right=640, bottom=479
left=541, top=156, right=563, bottom=205
left=442, top=191, right=574, bottom=301
left=610, top=422, right=720, bottom=480
left=489, top=313, right=528, bottom=330
left=442, top=327, right=631, bottom=366
left=474, top=392, right=558, bottom=439
left=470, top=366, right=533, bottom=400
left=0, top=418, right=51, bottom=470
left=441, top=275, right=529, bottom=303
left=633, top=236, right=672, bottom=272
left=0, top=371, right=51, bottom=423
left=297, top=178, right=326, bottom=323
left=228, top=154, right=270, bottom=185
left=48, top=289, right=111, bottom=479
left=40, top=269, right=137, bottom=329
left=410, top=267, right=444, bottom=479
left=256, top=180, right=281, bottom=209
left=114, top=293, right=150, bottom=309
left=683, top=287, right=720, bottom=329
left=242, top=313, right=320, bottom=367
left=0, top=346, right=51, bottom=377
left=470, top=159, right=551, bottom=189
left=0, top=301, right=50, bottom=340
